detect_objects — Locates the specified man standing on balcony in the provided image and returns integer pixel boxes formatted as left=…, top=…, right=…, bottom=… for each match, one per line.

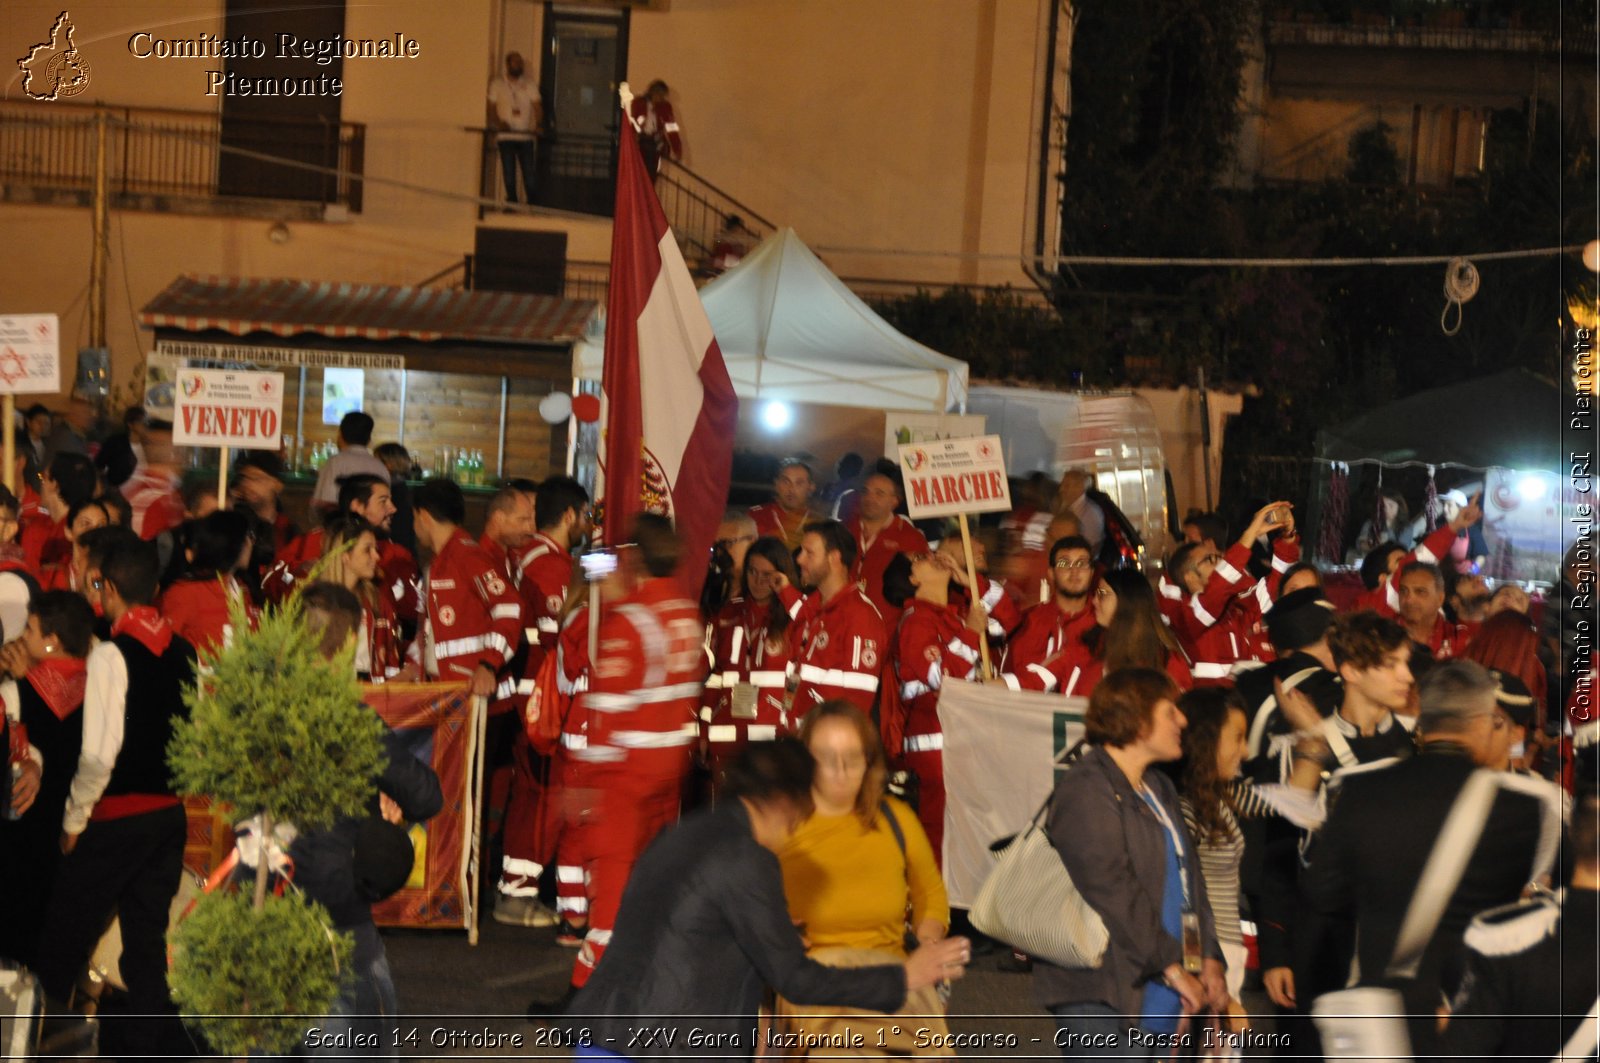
left=488, top=51, right=542, bottom=207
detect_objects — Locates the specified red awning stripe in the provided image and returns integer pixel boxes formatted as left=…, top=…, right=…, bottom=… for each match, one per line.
left=140, top=275, right=597, bottom=346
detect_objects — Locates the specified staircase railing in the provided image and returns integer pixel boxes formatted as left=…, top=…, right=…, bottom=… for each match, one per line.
left=653, top=159, right=777, bottom=274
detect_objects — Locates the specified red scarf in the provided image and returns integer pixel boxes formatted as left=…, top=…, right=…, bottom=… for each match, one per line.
left=112, top=605, right=174, bottom=657
left=27, top=654, right=87, bottom=721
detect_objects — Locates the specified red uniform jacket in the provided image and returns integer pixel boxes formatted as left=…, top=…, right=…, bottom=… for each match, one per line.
left=701, top=595, right=792, bottom=738
left=627, top=97, right=682, bottom=158
left=889, top=599, right=981, bottom=756
left=265, top=527, right=419, bottom=621
left=157, top=576, right=258, bottom=656
left=410, top=529, right=523, bottom=697
left=515, top=532, right=577, bottom=682
left=778, top=582, right=887, bottom=717
left=747, top=503, right=811, bottom=553
left=360, top=589, right=403, bottom=681
left=1171, top=538, right=1298, bottom=686
left=1051, top=643, right=1194, bottom=700
left=845, top=513, right=929, bottom=632
left=122, top=468, right=183, bottom=540
left=999, top=600, right=1099, bottom=692
left=19, top=512, right=68, bottom=579
left=579, top=578, right=704, bottom=780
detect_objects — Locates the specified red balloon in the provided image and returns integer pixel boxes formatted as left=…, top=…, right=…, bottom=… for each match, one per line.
left=572, top=393, right=601, bottom=423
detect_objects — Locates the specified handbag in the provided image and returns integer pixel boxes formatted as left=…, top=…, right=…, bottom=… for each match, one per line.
left=969, top=741, right=1109, bottom=969
left=1311, top=769, right=1500, bottom=1062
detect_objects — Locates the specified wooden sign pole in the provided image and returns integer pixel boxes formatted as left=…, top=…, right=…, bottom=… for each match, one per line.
left=2, top=395, right=13, bottom=494
left=957, top=512, right=992, bottom=678
left=217, top=446, right=231, bottom=510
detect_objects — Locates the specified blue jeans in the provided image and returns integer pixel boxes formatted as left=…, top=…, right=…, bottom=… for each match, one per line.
left=306, top=924, right=398, bottom=1059
left=1049, top=1002, right=1156, bottom=1060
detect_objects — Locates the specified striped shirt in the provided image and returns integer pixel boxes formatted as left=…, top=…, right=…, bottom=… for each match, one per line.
left=1180, top=782, right=1277, bottom=947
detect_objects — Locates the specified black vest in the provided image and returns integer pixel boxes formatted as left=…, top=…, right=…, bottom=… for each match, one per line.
left=102, top=632, right=197, bottom=798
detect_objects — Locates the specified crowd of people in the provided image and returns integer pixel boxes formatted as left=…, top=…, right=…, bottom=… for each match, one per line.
left=1, top=402, right=1594, bottom=1060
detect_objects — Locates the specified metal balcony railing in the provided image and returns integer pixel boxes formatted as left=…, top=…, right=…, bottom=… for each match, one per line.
left=1267, top=19, right=1563, bottom=53
left=0, top=100, right=365, bottom=213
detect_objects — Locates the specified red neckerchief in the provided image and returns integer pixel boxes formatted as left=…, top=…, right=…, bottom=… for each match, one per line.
left=27, top=654, right=87, bottom=720
left=112, top=605, right=174, bottom=657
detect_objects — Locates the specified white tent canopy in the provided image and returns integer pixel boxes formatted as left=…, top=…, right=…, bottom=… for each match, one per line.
left=572, top=227, right=968, bottom=412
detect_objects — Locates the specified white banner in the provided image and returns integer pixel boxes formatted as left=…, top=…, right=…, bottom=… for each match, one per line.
left=0, top=314, right=61, bottom=395
left=173, top=368, right=285, bottom=449
left=939, top=681, right=1086, bottom=908
left=897, top=434, right=1013, bottom=520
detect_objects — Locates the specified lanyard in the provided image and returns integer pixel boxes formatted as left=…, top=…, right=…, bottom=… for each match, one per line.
left=1138, top=784, right=1190, bottom=910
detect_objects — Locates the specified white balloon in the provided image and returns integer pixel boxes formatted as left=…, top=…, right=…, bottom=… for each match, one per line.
left=1584, top=239, right=1600, bottom=274
left=539, top=391, right=573, bottom=424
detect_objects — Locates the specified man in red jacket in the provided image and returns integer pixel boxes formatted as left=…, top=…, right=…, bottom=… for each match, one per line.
left=748, top=458, right=816, bottom=553
left=844, top=471, right=928, bottom=632
left=627, top=79, right=682, bottom=176
left=490, top=476, right=590, bottom=928
left=1000, top=535, right=1099, bottom=691
left=405, top=480, right=522, bottom=701
left=265, top=474, right=419, bottom=623
left=565, top=514, right=704, bottom=995
left=773, top=519, right=887, bottom=718
left=1168, top=502, right=1299, bottom=686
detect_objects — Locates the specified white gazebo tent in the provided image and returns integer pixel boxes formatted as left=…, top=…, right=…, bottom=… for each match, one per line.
left=572, top=227, right=968, bottom=412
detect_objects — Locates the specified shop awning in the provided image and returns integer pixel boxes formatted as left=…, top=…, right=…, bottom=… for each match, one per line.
left=140, top=275, right=597, bottom=346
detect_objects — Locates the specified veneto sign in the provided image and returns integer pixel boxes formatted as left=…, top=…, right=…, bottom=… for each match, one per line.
left=898, top=435, right=1013, bottom=520
left=173, top=368, right=284, bottom=448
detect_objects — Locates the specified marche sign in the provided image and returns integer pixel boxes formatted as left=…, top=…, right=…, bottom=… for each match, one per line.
left=0, top=314, right=63, bottom=492
left=173, top=368, right=285, bottom=499
left=897, top=435, right=1013, bottom=674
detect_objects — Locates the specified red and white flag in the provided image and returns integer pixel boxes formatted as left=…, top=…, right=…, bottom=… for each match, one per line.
left=598, top=115, right=738, bottom=597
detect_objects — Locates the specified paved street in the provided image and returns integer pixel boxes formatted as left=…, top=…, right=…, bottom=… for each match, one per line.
left=380, top=917, right=1288, bottom=1060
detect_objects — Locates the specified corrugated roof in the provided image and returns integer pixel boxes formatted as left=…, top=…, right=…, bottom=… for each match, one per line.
left=140, top=275, right=597, bottom=346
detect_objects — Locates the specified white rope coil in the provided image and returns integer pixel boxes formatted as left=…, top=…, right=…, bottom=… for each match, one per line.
left=1441, top=257, right=1480, bottom=336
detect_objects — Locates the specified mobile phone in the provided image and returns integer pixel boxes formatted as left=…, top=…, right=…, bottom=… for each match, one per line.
left=580, top=550, right=618, bottom=581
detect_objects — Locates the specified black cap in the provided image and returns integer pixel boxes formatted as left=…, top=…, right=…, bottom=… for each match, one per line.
left=1265, top=587, right=1336, bottom=651
left=1489, top=670, right=1536, bottom=730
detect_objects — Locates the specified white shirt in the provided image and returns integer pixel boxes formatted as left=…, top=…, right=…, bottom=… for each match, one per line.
left=312, top=446, right=392, bottom=506
left=488, top=75, right=540, bottom=139
left=63, top=639, right=127, bottom=834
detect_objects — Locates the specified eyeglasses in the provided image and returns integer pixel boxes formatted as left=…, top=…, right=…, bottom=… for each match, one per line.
left=715, top=535, right=756, bottom=550
left=1094, top=586, right=1114, bottom=599
left=1199, top=554, right=1223, bottom=566
left=1054, top=558, right=1092, bottom=570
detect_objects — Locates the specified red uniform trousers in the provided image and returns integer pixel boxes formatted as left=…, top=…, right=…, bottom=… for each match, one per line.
left=570, top=747, right=690, bottom=987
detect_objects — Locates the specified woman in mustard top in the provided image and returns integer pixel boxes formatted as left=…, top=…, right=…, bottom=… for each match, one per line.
left=774, top=700, right=952, bottom=1056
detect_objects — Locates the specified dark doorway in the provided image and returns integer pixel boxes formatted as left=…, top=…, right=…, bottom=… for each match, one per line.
left=535, top=5, right=628, bottom=216
left=218, top=0, right=346, bottom=203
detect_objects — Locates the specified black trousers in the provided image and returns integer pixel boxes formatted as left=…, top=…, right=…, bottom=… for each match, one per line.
left=38, top=803, right=185, bottom=1015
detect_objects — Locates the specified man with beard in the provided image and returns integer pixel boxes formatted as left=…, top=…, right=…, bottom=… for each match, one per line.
left=265, top=474, right=419, bottom=627
left=771, top=520, right=886, bottom=719
left=843, top=471, right=927, bottom=632
left=998, top=535, right=1097, bottom=692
